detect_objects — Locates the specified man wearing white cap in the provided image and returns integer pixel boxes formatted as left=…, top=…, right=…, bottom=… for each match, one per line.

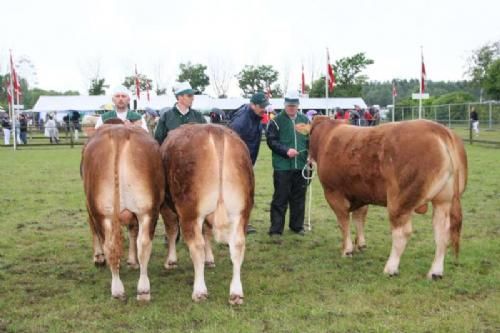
left=154, top=82, right=206, bottom=145
left=94, top=85, right=148, bottom=131
left=266, top=90, right=310, bottom=239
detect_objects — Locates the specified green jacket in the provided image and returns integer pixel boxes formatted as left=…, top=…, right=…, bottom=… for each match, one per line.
left=154, top=105, right=206, bottom=145
left=101, top=110, right=142, bottom=123
left=266, top=111, right=310, bottom=171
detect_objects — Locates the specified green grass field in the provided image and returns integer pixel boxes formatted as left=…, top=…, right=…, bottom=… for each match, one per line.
left=0, top=137, right=499, bottom=332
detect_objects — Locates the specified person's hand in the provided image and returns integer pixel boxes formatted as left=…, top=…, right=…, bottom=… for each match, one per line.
left=287, top=148, right=299, bottom=158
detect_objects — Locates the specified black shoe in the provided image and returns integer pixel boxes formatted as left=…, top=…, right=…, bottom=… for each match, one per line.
left=292, top=229, right=305, bottom=236
left=246, top=224, right=257, bottom=234
left=269, top=233, right=282, bottom=244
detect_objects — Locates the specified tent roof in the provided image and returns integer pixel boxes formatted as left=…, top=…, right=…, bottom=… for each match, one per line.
left=32, top=95, right=367, bottom=112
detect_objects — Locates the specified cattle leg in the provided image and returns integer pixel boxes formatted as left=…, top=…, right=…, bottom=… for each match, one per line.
left=203, top=219, right=215, bottom=268
left=324, top=190, right=353, bottom=256
left=127, top=221, right=139, bottom=269
left=91, top=227, right=106, bottom=267
left=136, top=214, right=153, bottom=301
left=228, top=215, right=246, bottom=305
left=428, top=201, right=451, bottom=280
left=102, top=217, right=125, bottom=299
left=161, top=205, right=178, bottom=269
left=352, top=205, right=369, bottom=251
left=184, top=217, right=208, bottom=302
left=384, top=215, right=412, bottom=276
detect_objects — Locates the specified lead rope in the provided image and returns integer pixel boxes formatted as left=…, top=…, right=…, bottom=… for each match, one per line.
left=302, top=159, right=315, bottom=231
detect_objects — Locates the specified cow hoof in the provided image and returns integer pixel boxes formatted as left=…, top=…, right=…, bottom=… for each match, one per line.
left=112, top=293, right=127, bottom=302
left=384, top=267, right=399, bottom=277
left=205, top=261, right=216, bottom=268
left=342, top=251, right=353, bottom=257
left=430, top=273, right=443, bottom=280
left=357, top=244, right=367, bottom=251
left=164, top=261, right=178, bottom=270
left=94, top=260, right=106, bottom=268
left=229, top=294, right=244, bottom=305
left=137, top=292, right=151, bottom=302
left=192, top=292, right=208, bottom=302
left=127, top=261, right=139, bottom=270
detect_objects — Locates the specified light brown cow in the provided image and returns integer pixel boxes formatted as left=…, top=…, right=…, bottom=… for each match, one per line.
left=81, top=124, right=165, bottom=300
left=309, top=118, right=467, bottom=279
left=160, top=124, right=254, bottom=304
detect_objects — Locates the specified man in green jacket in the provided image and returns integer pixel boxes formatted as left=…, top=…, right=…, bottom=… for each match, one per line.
left=95, top=85, right=148, bottom=131
left=154, top=82, right=206, bottom=146
left=266, top=90, right=310, bottom=238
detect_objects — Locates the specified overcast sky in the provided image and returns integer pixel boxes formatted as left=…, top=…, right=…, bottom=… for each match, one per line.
left=1, top=0, right=499, bottom=97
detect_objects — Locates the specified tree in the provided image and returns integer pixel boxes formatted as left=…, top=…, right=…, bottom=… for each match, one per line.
left=465, top=41, right=500, bottom=101
left=483, top=58, right=500, bottom=100
left=208, top=57, right=232, bottom=98
left=177, top=62, right=210, bottom=93
left=88, top=78, right=108, bottom=95
left=122, top=74, right=153, bottom=91
left=309, top=53, right=374, bottom=97
left=236, top=65, right=279, bottom=97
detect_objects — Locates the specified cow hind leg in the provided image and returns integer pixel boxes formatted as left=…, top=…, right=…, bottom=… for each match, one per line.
left=384, top=213, right=412, bottom=276
left=228, top=214, right=246, bottom=305
left=161, top=205, right=179, bottom=270
left=136, top=214, right=154, bottom=301
left=92, top=228, right=106, bottom=267
left=428, top=201, right=452, bottom=280
left=203, top=217, right=215, bottom=268
left=127, top=220, right=139, bottom=269
left=352, top=205, right=369, bottom=251
left=102, top=217, right=125, bottom=300
left=184, top=217, right=208, bottom=302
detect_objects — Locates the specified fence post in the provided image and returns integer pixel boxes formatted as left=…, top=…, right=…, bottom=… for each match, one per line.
left=70, top=123, right=74, bottom=148
left=448, top=104, right=451, bottom=128
left=468, top=104, right=472, bottom=145
left=434, top=106, right=437, bottom=121
left=489, top=101, right=492, bottom=130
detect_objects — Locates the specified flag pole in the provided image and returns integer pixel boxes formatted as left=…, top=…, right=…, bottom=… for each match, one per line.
left=419, top=46, right=423, bottom=119
left=9, top=50, right=17, bottom=151
left=325, top=48, right=329, bottom=116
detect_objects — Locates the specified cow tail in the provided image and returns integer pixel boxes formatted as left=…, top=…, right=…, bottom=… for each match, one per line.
left=110, top=132, right=123, bottom=269
left=213, top=128, right=230, bottom=242
left=450, top=133, right=466, bottom=257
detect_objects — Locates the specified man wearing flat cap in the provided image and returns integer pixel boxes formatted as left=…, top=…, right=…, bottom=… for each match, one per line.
left=229, top=91, right=270, bottom=234
left=229, top=91, right=270, bottom=165
left=95, top=85, right=148, bottom=131
left=154, top=82, right=206, bottom=145
left=266, top=90, right=310, bottom=239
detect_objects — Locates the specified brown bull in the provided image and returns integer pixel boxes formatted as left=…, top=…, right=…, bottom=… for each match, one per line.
left=160, top=124, right=254, bottom=304
left=309, top=118, right=467, bottom=279
left=81, top=124, right=164, bottom=300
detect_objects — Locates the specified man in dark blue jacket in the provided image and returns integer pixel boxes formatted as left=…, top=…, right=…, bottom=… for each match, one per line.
left=229, top=92, right=269, bottom=165
left=229, top=91, right=270, bottom=234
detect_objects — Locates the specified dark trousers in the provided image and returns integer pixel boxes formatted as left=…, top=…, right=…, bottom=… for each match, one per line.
left=269, top=170, right=307, bottom=235
left=20, top=132, right=27, bottom=144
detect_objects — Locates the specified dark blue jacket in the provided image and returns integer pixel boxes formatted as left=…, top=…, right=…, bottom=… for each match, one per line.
left=229, top=104, right=262, bottom=165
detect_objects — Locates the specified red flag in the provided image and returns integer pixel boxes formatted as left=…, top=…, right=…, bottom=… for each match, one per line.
left=10, top=51, right=21, bottom=96
left=5, top=78, right=12, bottom=105
left=326, top=49, right=335, bottom=93
left=392, top=82, right=398, bottom=97
left=146, top=80, right=150, bottom=102
left=421, top=54, right=426, bottom=93
left=135, top=64, right=140, bottom=100
left=301, top=64, right=305, bottom=94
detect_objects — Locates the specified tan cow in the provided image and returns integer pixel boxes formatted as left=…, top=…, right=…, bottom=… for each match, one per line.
left=160, top=124, right=254, bottom=304
left=309, top=118, right=467, bottom=279
left=81, top=124, right=165, bottom=300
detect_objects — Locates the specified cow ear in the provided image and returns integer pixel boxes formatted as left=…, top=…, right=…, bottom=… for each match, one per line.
left=311, top=115, right=330, bottom=131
